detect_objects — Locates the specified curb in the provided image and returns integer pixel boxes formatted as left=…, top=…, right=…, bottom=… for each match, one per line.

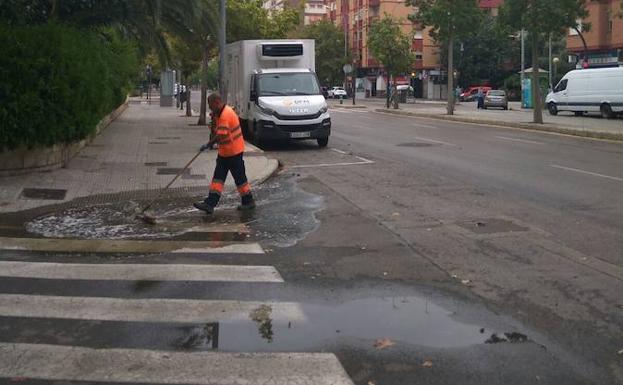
left=251, top=158, right=280, bottom=186
left=374, top=109, right=623, bottom=142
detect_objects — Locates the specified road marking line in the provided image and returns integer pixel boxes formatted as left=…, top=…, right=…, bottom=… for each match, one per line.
left=0, top=343, right=355, bottom=385
left=0, top=261, right=283, bottom=283
left=0, top=237, right=264, bottom=254
left=171, top=243, right=265, bottom=254
left=290, top=155, right=374, bottom=169
left=413, top=123, right=440, bottom=129
left=331, top=148, right=349, bottom=155
left=550, top=164, right=623, bottom=182
left=412, top=136, right=458, bottom=147
left=0, top=294, right=306, bottom=323
left=495, top=136, right=545, bottom=145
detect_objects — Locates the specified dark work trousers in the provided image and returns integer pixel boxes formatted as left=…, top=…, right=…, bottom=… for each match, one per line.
left=205, top=153, right=254, bottom=208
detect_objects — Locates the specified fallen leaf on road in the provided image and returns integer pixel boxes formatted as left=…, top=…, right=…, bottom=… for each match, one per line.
left=368, top=381, right=376, bottom=385
left=422, top=360, right=433, bottom=368
left=461, top=279, right=471, bottom=285
left=374, top=338, right=395, bottom=350
left=391, top=212, right=400, bottom=217
left=618, top=349, right=623, bottom=355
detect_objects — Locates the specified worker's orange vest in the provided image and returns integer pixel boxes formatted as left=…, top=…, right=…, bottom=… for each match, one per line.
left=215, top=105, right=244, bottom=157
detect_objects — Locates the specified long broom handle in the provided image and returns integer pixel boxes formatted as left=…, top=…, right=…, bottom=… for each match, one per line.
left=140, top=150, right=203, bottom=214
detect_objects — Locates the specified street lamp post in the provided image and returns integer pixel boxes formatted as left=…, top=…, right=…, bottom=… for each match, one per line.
left=553, top=57, right=560, bottom=87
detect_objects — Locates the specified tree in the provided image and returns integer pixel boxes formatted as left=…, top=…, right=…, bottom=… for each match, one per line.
left=292, top=20, right=346, bottom=87
left=368, top=15, right=414, bottom=109
left=226, top=0, right=301, bottom=41
left=499, top=0, right=587, bottom=123
left=0, top=0, right=200, bottom=61
left=406, top=0, right=482, bottom=115
left=448, top=16, right=514, bottom=89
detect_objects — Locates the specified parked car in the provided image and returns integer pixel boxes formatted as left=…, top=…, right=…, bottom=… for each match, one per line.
left=483, top=90, right=508, bottom=110
left=545, top=67, right=623, bottom=118
left=328, top=86, right=347, bottom=99
left=460, top=86, right=492, bottom=102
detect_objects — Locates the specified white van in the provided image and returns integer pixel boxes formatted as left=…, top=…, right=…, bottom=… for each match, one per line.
left=545, top=67, right=623, bottom=118
left=225, top=40, right=330, bottom=147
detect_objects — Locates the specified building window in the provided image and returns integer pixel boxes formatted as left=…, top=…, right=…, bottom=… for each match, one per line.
left=413, top=30, right=423, bottom=40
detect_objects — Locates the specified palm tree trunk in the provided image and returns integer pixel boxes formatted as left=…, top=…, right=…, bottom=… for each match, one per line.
left=186, top=88, right=192, bottom=117
left=197, top=44, right=208, bottom=126
left=447, top=31, right=454, bottom=115
left=531, top=31, right=543, bottom=124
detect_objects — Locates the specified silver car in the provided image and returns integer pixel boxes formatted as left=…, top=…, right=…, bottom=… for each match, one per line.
left=483, top=90, right=508, bottom=110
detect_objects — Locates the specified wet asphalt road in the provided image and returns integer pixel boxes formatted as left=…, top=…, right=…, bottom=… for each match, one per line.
left=256, top=108, right=623, bottom=384
left=1, top=106, right=622, bottom=384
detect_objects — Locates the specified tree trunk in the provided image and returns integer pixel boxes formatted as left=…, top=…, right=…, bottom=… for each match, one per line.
left=186, top=88, right=192, bottom=117
left=197, top=44, right=209, bottom=126
left=447, top=31, right=454, bottom=115
left=386, top=71, right=391, bottom=109
left=392, top=76, right=399, bottom=109
left=531, top=32, right=543, bottom=124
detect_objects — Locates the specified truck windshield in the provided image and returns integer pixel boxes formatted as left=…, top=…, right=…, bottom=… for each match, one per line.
left=258, top=73, right=320, bottom=96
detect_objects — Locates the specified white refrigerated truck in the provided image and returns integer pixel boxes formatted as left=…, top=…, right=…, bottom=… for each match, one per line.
left=224, top=39, right=331, bottom=147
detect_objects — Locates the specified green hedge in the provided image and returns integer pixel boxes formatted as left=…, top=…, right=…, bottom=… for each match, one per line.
left=0, top=23, right=138, bottom=151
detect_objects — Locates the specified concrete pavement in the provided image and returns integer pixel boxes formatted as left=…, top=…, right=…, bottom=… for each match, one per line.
left=0, top=98, right=278, bottom=213
left=329, top=97, right=623, bottom=141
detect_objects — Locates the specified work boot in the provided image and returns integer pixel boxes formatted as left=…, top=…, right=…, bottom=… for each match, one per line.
left=237, top=200, right=256, bottom=211
left=193, top=201, right=214, bottom=214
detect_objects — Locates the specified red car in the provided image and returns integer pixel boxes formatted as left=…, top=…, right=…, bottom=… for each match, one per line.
left=460, top=86, right=492, bottom=102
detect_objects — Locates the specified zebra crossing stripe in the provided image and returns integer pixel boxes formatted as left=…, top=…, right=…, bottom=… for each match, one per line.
left=0, top=261, right=283, bottom=282
left=0, top=294, right=305, bottom=323
left=0, top=236, right=264, bottom=254
left=0, top=343, right=355, bottom=384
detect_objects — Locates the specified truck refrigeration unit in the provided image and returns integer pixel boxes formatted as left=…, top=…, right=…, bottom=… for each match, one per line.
left=224, top=39, right=330, bottom=147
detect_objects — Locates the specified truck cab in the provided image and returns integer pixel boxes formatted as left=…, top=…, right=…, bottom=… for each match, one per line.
left=225, top=40, right=331, bottom=147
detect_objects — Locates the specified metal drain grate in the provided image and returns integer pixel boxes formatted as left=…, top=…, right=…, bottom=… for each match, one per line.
left=182, top=174, right=206, bottom=180
left=148, top=141, right=168, bottom=145
left=145, top=162, right=168, bottom=167
left=457, top=218, right=528, bottom=234
left=157, top=167, right=191, bottom=175
left=156, top=136, right=181, bottom=140
left=396, top=142, right=437, bottom=147
left=21, top=188, right=67, bottom=200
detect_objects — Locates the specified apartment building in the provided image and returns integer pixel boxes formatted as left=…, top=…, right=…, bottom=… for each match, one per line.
left=328, top=0, right=443, bottom=98
left=263, top=0, right=328, bottom=25
left=567, top=0, right=623, bottom=68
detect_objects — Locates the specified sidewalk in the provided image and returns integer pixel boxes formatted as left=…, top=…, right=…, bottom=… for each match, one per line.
left=330, top=98, right=623, bottom=141
left=0, top=98, right=278, bottom=213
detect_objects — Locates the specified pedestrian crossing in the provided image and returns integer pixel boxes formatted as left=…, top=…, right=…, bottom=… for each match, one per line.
left=0, top=239, right=354, bottom=384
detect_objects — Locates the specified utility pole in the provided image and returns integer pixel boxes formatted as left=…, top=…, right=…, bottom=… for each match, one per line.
left=548, top=34, right=552, bottom=90
left=219, top=0, right=226, bottom=101
left=520, top=29, right=525, bottom=108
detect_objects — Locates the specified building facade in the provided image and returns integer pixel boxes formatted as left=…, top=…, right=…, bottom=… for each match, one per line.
left=263, top=0, right=328, bottom=25
left=326, top=0, right=504, bottom=99
left=327, top=0, right=443, bottom=98
left=567, top=0, right=623, bottom=68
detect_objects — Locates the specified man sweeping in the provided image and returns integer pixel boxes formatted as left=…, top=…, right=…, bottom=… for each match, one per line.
left=193, top=93, right=255, bottom=214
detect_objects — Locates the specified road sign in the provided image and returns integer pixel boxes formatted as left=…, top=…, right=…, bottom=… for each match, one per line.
left=343, top=64, right=353, bottom=74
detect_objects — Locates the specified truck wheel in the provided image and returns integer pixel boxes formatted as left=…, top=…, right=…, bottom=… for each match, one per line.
left=548, top=102, right=558, bottom=116
left=317, top=137, right=329, bottom=148
left=600, top=103, right=614, bottom=119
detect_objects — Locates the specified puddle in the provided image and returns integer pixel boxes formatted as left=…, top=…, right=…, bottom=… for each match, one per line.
left=24, top=176, right=323, bottom=247
left=173, top=296, right=506, bottom=352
